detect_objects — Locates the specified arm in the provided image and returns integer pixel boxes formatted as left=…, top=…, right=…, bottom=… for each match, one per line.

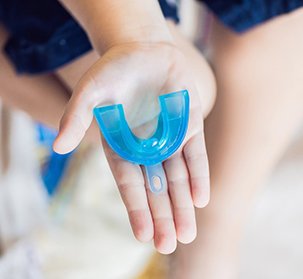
left=54, top=0, right=211, bottom=254
left=59, top=0, right=173, bottom=54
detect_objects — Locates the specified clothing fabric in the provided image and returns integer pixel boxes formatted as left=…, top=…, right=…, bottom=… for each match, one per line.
left=0, top=0, right=178, bottom=74
left=202, top=0, right=303, bottom=32
left=0, top=0, right=302, bottom=74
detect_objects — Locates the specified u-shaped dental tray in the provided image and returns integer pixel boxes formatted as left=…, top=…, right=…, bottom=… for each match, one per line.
left=93, top=90, right=190, bottom=193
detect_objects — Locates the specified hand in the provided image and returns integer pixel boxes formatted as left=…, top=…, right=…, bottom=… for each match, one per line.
left=53, top=42, right=210, bottom=254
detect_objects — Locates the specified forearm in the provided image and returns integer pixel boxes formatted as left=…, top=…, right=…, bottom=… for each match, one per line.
left=0, top=74, right=68, bottom=130
left=59, top=0, right=173, bottom=54
left=0, top=31, right=62, bottom=130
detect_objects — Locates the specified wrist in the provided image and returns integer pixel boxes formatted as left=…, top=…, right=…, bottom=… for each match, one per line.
left=70, top=0, right=173, bottom=54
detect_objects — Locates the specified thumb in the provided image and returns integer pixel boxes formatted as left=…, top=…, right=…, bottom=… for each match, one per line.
left=53, top=81, right=100, bottom=154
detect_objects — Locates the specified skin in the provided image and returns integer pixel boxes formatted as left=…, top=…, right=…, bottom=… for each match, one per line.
left=170, top=9, right=303, bottom=279
left=2, top=1, right=303, bottom=277
left=0, top=26, right=69, bottom=130
left=0, top=8, right=215, bottom=255
left=54, top=0, right=215, bottom=254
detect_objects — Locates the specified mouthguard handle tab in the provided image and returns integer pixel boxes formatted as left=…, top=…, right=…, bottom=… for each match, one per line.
left=144, top=163, right=167, bottom=193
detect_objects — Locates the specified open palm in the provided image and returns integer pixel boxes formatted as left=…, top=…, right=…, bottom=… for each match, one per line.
left=54, top=42, right=210, bottom=254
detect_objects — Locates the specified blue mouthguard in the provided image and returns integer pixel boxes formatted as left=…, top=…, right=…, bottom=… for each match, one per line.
left=93, top=90, right=190, bottom=193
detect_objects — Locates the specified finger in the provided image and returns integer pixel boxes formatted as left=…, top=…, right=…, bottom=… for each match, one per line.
left=103, top=139, right=154, bottom=242
left=163, top=152, right=197, bottom=244
left=144, top=168, right=177, bottom=254
left=183, top=132, right=210, bottom=208
left=53, top=74, right=101, bottom=154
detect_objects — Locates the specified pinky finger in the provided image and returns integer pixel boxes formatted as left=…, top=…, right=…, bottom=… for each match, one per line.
left=183, top=132, right=210, bottom=208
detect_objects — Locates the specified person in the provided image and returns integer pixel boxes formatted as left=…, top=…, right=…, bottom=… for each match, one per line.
left=0, top=0, right=215, bottom=255
left=1, top=0, right=303, bottom=278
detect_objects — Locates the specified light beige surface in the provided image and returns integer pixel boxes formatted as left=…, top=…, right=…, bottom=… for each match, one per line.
left=1, top=109, right=303, bottom=279
left=0, top=108, right=153, bottom=279
left=39, top=146, right=153, bottom=279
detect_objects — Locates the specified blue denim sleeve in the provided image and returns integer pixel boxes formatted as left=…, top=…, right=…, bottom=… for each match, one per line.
left=158, top=0, right=179, bottom=23
left=2, top=0, right=179, bottom=74
left=202, top=0, right=303, bottom=32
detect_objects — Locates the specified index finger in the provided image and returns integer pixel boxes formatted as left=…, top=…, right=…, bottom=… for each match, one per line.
left=102, top=139, right=154, bottom=242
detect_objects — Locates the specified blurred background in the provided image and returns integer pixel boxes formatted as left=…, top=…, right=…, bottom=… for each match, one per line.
left=1, top=1, right=303, bottom=279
